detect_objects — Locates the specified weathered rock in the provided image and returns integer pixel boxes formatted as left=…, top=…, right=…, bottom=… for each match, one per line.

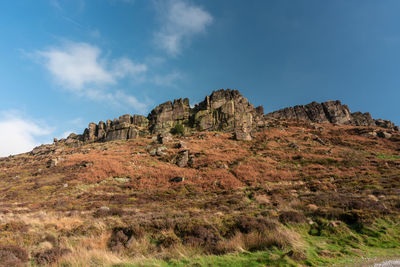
left=265, top=99, right=397, bottom=130
left=155, top=146, right=167, bottom=156
left=351, top=112, right=376, bottom=126
left=31, top=145, right=53, bottom=156
left=148, top=98, right=190, bottom=133
left=322, top=100, right=352, bottom=124
left=234, top=127, right=252, bottom=141
left=105, top=128, right=130, bottom=141
left=97, top=121, right=106, bottom=140
left=118, top=114, right=132, bottom=124
left=175, top=141, right=187, bottom=149
left=74, top=89, right=398, bottom=146
left=82, top=113, right=147, bottom=142
left=132, top=115, right=149, bottom=127
left=157, top=132, right=172, bottom=144
left=176, top=150, right=189, bottom=167
left=377, top=131, right=392, bottom=139
left=47, top=158, right=58, bottom=168
left=375, top=119, right=395, bottom=130
left=170, top=176, right=185, bottom=183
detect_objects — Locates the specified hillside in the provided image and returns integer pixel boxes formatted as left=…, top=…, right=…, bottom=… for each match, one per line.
left=1, top=90, right=400, bottom=266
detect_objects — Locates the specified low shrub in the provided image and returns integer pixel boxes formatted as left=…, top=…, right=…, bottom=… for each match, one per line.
left=156, top=230, right=180, bottom=248
left=0, top=245, right=29, bottom=267
left=170, top=123, right=185, bottom=135
left=235, top=216, right=277, bottom=234
left=93, top=207, right=125, bottom=218
left=108, top=226, right=145, bottom=252
left=175, top=222, right=221, bottom=252
left=279, top=211, right=307, bottom=224
left=34, top=247, right=71, bottom=265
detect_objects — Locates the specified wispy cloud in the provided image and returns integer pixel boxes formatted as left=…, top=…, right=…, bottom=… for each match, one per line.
left=85, top=89, right=149, bottom=113
left=36, top=41, right=146, bottom=90
left=153, top=71, right=182, bottom=87
left=0, top=111, right=52, bottom=157
left=154, top=0, right=213, bottom=56
left=35, top=41, right=150, bottom=113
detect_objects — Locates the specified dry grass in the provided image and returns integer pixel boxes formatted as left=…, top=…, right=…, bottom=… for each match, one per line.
left=0, top=121, right=399, bottom=265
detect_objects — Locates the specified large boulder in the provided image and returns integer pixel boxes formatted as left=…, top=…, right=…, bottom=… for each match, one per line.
left=191, top=89, right=263, bottom=140
left=351, top=112, right=376, bottom=126
left=148, top=98, right=190, bottom=133
left=321, top=100, right=352, bottom=124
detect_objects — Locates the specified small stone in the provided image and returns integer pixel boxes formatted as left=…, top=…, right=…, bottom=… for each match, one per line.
left=63, top=183, right=68, bottom=188
left=307, top=204, right=318, bottom=211
left=368, top=194, right=379, bottom=202
left=47, top=158, right=58, bottom=168
left=176, top=150, right=189, bottom=167
left=313, top=136, right=325, bottom=145
left=377, top=131, right=392, bottom=139
left=175, top=141, right=188, bottom=149
left=156, top=146, right=167, bottom=156
left=288, top=142, right=300, bottom=151
left=169, top=176, right=185, bottom=183
left=157, top=133, right=172, bottom=144
left=149, top=148, right=157, bottom=156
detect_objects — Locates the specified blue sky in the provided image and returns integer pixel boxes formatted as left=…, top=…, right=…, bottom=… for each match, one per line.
left=1, top=0, right=400, bottom=156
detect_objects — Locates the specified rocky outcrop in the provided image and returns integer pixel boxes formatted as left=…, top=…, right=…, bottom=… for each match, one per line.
left=191, top=89, right=265, bottom=140
left=265, top=100, right=398, bottom=131
left=351, top=112, right=376, bottom=127
left=82, top=114, right=149, bottom=142
left=148, top=98, right=190, bottom=133
left=265, top=100, right=352, bottom=125
left=75, top=89, right=398, bottom=144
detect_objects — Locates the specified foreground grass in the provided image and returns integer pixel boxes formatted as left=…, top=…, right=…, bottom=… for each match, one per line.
left=114, top=218, right=400, bottom=267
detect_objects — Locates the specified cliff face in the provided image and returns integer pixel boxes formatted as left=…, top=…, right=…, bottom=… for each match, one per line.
left=265, top=100, right=399, bottom=131
left=73, top=89, right=398, bottom=144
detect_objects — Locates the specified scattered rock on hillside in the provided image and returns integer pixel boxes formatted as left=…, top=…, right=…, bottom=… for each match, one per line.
left=377, top=131, right=392, bottom=139
left=170, top=176, right=185, bottom=183
left=157, top=132, right=172, bottom=144
left=176, top=150, right=189, bottom=167
left=175, top=141, right=187, bottom=149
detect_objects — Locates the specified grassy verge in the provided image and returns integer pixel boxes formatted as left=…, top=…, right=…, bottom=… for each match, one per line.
left=115, top=218, right=400, bottom=267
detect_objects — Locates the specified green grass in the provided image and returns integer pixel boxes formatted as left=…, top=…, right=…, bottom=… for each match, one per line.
left=113, top=218, right=400, bottom=267
left=377, top=154, right=400, bottom=161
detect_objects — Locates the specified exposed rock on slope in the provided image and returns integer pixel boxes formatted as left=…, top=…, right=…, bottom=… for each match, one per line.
left=74, top=89, right=398, bottom=144
left=265, top=100, right=399, bottom=131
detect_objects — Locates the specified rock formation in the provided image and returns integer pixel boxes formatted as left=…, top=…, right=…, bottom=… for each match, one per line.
left=70, top=89, right=398, bottom=144
left=265, top=100, right=399, bottom=131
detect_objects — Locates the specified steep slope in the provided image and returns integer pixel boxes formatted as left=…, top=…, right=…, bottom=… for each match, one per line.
left=1, top=90, right=400, bottom=266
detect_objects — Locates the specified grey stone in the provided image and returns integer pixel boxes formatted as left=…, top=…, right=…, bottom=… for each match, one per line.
left=170, top=176, right=185, bottom=183
left=176, top=149, right=189, bottom=167
left=377, top=131, right=392, bottom=139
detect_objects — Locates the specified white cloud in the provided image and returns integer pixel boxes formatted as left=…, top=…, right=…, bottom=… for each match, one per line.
left=37, top=42, right=146, bottom=90
left=38, top=42, right=114, bottom=90
left=112, top=57, right=147, bottom=79
left=154, top=0, right=213, bottom=56
left=153, top=71, right=182, bottom=87
left=0, top=111, right=52, bottom=157
left=85, top=89, right=149, bottom=114
left=35, top=41, right=150, bottom=113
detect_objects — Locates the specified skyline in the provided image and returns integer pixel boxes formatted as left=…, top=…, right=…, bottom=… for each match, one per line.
left=1, top=0, right=400, bottom=156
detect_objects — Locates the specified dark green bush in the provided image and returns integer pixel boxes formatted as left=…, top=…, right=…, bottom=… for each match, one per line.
left=171, top=123, right=185, bottom=135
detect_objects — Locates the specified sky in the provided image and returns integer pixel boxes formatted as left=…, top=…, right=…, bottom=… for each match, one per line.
left=1, top=0, right=400, bottom=156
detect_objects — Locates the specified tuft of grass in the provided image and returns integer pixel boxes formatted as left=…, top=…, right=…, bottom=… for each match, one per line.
left=377, top=154, right=400, bottom=161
